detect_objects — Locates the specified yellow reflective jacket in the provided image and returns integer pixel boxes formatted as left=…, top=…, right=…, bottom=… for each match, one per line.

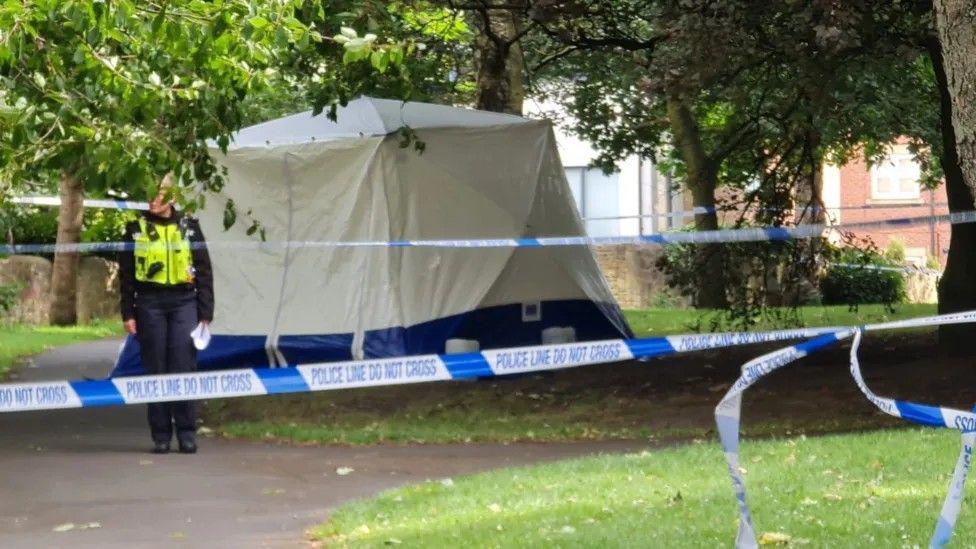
left=133, top=217, right=194, bottom=285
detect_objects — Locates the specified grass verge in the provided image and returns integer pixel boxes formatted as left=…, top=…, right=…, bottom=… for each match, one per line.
left=312, top=428, right=972, bottom=547
left=0, top=320, right=122, bottom=378
left=623, top=303, right=936, bottom=336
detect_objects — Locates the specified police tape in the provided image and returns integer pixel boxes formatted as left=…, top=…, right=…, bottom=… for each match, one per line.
left=717, top=309, right=976, bottom=548
left=584, top=202, right=950, bottom=222
left=834, top=263, right=941, bottom=276
left=10, top=195, right=945, bottom=217
left=8, top=196, right=149, bottom=210
left=2, top=210, right=975, bottom=255
left=0, top=326, right=843, bottom=414
left=715, top=330, right=853, bottom=549
left=849, top=317, right=976, bottom=548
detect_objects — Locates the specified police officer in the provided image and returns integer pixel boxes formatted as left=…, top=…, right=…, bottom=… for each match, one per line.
left=119, top=175, right=214, bottom=454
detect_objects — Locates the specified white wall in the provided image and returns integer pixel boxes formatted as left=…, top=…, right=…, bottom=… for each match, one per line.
left=525, top=99, right=650, bottom=236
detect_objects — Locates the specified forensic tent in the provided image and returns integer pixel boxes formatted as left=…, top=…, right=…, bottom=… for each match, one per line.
left=113, top=97, right=630, bottom=376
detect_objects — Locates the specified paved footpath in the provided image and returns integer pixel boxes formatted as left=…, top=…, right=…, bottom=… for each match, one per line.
left=0, top=340, right=644, bottom=548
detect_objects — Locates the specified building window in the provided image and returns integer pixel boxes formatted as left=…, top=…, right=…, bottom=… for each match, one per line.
left=565, top=166, right=620, bottom=236
left=870, top=145, right=921, bottom=201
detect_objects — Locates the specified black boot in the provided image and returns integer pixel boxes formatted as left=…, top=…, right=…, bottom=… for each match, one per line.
left=177, top=432, right=197, bottom=454
left=152, top=440, right=170, bottom=454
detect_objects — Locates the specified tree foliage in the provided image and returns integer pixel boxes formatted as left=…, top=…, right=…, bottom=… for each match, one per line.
left=0, top=0, right=405, bottom=205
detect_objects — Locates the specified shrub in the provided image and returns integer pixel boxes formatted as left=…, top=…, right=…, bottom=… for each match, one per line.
left=655, top=225, right=820, bottom=331
left=885, top=238, right=907, bottom=263
left=0, top=283, right=19, bottom=314
left=820, top=247, right=906, bottom=309
left=83, top=208, right=133, bottom=244
left=0, top=204, right=132, bottom=254
left=0, top=205, right=59, bottom=245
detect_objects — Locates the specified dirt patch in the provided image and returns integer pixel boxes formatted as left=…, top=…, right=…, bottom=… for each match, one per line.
left=205, top=330, right=975, bottom=444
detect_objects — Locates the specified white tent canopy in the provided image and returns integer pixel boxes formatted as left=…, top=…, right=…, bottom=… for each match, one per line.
left=114, top=97, right=628, bottom=374
left=230, top=97, right=530, bottom=147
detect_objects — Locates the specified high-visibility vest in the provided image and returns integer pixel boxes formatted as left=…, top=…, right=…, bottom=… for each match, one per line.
left=133, top=218, right=194, bottom=285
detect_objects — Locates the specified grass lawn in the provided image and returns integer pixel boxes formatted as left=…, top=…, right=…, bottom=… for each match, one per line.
left=0, top=320, right=123, bottom=378
left=312, top=428, right=973, bottom=547
left=623, top=303, right=936, bottom=337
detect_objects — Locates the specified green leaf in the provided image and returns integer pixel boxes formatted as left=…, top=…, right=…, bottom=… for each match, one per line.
left=371, top=50, right=389, bottom=73
left=223, top=199, right=237, bottom=230
left=345, top=38, right=368, bottom=52
left=389, top=47, right=404, bottom=67
left=248, top=16, right=270, bottom=29
left=343, top=48, right=369, bottom=65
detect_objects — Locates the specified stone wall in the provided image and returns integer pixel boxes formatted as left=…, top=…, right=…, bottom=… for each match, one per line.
left=593, top=245, right=683, bottom=309
left=77, top=257, right=121, bottom=323
left=0, top=255, right=52, bottom=324
left=594, top=245, right=937, bottom=308
left=0, top=255, right=120, bottom=324
left=904, top=270, right=938, bottom=304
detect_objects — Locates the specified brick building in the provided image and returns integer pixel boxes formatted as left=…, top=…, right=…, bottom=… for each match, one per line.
left=822, top=143, right=949, bottom=267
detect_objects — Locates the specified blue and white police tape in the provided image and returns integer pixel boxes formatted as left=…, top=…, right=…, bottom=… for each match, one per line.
left=584, top=202, right=950, bottom=222
left=8, top=196, right=149, bottom=211
left=849, top=311, right=976, bottom=547
left=715, top=310, right=976, bottom=548
left=12, top=195, right=943, bottom=217
left=715, top=330, right=853, bottom=549
left=2, top=210, right=975, bottom=256
left=0, top=326, right=844, bottom=414
left=834, top=262, right=942, bottom=276
left=933, top=426, right=976, bottom=548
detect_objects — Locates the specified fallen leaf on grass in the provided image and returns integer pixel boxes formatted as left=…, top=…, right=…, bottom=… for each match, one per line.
left=823, top=493, right=843, bottom=501
left=439, top=478, right=454, bottom=487
left=336, top=467, right=354, bottom=476
left=487, top=503, right=502, bottom=513
left=384, top=538, right=402, bottom=545
left=758, top=531, right=792, bottom=545
left=52, top=523, right=75, bottom=533
left=560, top=526, right=576, bottom=535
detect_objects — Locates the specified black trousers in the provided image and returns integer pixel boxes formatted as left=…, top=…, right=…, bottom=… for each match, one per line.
left=136, top=290, right=198, bottom=443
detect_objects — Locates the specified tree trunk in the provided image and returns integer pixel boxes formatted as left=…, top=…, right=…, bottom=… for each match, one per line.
left=474, top=7, right=525, bottom=115
left=49, top=171, right=84, bottom=326
left=927, top=33, right=976, bottom=354
left=796, top=133, right=827, bottom=226
left=791, top=130, right=827, bottom=304
left=667, top=97, right=728, bottom=308
left=933, top=1, right=976, bottom=191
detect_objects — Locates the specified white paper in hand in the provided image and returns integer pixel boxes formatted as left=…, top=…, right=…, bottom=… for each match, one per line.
left=190, top=322, right=211, bottom=350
